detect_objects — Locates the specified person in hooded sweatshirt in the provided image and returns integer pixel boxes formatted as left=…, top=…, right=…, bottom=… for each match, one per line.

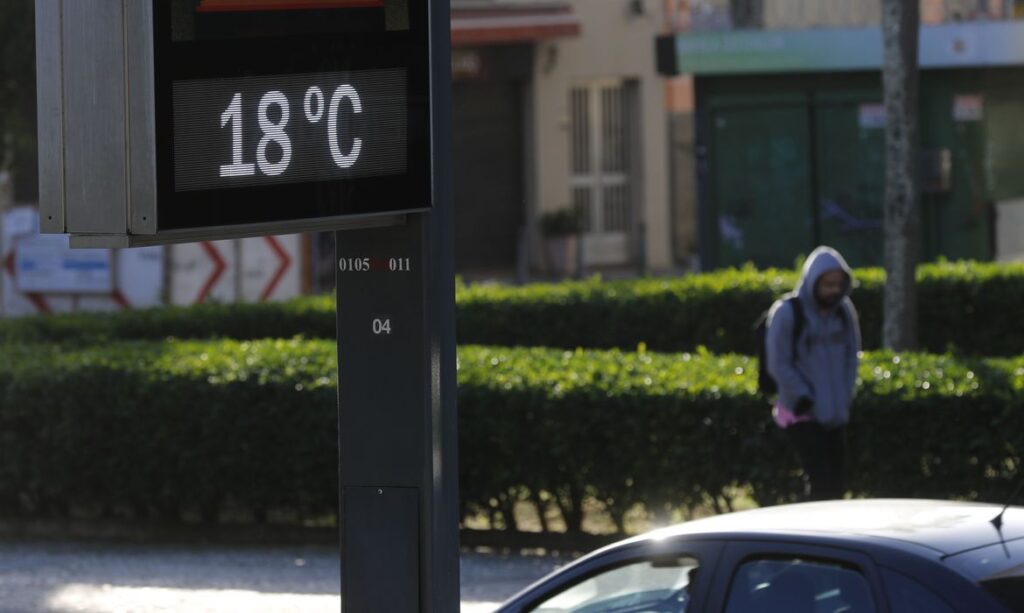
left=766, top=246, right=861, bottom=501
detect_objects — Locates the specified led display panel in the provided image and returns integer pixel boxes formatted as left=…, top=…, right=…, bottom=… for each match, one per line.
left=155, top=0, right=430, bottom=231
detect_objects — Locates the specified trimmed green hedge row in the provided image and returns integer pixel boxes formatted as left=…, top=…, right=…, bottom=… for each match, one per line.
left=2, top=340, right=1021, bottom=532
left=0, top=296, right=337, bottom=346
left=458, top=261, right=1024, bottom=356
left=0, top=340, right=339, bottom=522
left=2, top=261, right=1022, bottom=355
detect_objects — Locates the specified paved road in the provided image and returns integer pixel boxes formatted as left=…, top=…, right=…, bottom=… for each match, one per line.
left=0, top=539, right=570, bottom=612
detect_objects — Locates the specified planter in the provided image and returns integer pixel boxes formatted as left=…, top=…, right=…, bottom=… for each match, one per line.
left=544, top=234, right=580, bottom=278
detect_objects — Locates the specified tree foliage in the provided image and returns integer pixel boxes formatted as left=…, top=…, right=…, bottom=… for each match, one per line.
left=0, top=0, right=38, bottom=200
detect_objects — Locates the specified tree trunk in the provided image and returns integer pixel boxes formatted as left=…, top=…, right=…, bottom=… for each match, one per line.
left=529, top=489, right=551, bottom=533
left=881, top=0, right=921, bottom=351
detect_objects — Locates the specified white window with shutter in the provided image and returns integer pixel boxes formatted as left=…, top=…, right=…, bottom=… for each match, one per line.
left=570, top=79, right=636, bottom=266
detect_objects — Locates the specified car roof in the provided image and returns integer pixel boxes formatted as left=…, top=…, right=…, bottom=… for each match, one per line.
left=634, top=499, right=1024, bottom=556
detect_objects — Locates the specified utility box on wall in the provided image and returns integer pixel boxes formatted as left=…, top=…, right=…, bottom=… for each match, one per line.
left=36, top=0, right=432, bottom=248
left=996, top=199, right=1024, bottom=262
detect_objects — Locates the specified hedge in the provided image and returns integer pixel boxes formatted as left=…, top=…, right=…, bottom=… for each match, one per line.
left=0, top=340, right=340, bottom=522
left=0, top=296, right=337, bottom=345
left=458, top=261, right=1024, bottom=356
left=1, top=340, right=1021, bottom=533
left=2, top=261, right=1023, bottom=355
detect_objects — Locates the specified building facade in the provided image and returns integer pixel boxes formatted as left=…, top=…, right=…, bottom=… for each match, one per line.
left=451, top=0, right=680, bottom=278
left=530, top=0, right=675, bottom=274
left=661, top=0, right=1024, bottom=269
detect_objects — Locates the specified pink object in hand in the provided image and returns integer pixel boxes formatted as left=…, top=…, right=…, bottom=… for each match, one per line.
left=773, top=403, right=816, bottom=429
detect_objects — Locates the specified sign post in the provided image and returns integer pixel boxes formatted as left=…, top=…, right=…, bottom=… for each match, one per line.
left=36, top=0, right=457, bottom=610
left=336, top=218, right=458, bottom=611
left=336, top=4, right=458, bottom=611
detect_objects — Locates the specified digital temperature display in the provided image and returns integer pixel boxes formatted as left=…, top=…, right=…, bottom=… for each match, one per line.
left=173, top=69, right=407, bottom=192
left=151, top=0, right=431, bottom=232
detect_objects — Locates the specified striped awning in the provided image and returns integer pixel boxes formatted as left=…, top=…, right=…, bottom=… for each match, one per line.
left=194, top=0, right=582, bottom=44
left=452, top=3, right=581, bottom=47
left=196, top=0, right=382, bottom=12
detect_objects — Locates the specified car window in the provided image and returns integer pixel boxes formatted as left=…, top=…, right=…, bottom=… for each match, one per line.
left=724, top=557, right=876, bottom=613
left=880, top=567, right=954, bottom=612
left=528, top=555, right=700, bottom=613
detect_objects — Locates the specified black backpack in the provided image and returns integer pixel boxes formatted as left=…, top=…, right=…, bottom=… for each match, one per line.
left=755, top=296, right=805, bottom=397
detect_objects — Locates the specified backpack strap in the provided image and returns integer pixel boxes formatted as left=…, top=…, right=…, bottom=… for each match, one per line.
left=787, top=296, right=805, bottom=359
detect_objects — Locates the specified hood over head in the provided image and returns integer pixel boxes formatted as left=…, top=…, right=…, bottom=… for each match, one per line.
left=796, top=246, right=854, bottom=309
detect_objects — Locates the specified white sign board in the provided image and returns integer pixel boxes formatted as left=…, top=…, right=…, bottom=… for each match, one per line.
left=4, top=206, right=36, bottom=237
left=240, top=235, right=301, bottom=303
left=15, top=233, right=113, bottom=294
left=169, top=240, right=237, bottom=306
left=117, top=246, right=164, bottom=308
left=953, top=94, right=984, bottom=122
left=2, top=207, right=167, bottom=316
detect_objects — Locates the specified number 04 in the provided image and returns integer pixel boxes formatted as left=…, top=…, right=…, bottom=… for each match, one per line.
left=372, top=318, right=392, bottom=335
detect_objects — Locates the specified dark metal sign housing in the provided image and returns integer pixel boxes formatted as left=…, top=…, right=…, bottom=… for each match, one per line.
left=36, top=0, right=432, bottom=246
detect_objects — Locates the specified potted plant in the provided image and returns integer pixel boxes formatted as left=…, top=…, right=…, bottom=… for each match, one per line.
left=540, top=208, right=581, bottom=278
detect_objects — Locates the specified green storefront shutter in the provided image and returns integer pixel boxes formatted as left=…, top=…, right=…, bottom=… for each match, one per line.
left=815, top=98, right=886, bottom=268
left=711, top=103, right=813, bottom=268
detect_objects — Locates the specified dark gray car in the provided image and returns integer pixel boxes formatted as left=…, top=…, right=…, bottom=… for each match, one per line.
left=497, top=499, right=1024, bottom=612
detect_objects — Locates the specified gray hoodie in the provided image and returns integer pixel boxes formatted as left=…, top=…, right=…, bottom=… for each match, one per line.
left=766, top=246, right=861, bottom=428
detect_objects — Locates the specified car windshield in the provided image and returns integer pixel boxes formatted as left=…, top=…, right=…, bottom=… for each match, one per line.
left=530, top=556, right=699, bottom=613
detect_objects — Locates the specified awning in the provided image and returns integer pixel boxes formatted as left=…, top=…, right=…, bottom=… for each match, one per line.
left=658, top=21, right=1024, bottom=76
left=452, top=3, right=581, bottom=47
left=196, top=0, right=382, bottom=12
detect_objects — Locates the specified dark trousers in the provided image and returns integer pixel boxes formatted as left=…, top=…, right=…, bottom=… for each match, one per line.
left=787, top=422, right=847, bottom=501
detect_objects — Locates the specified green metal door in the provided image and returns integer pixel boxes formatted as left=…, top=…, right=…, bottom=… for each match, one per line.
left=711, top=104, right=813, bottom=268
left=921, top=75, right=993, bottom=261
left=815, top=100, right=886, bottom=267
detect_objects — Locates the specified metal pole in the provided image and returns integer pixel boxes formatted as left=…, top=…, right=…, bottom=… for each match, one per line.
left=807, top=102, right=822, bottom=249
left=424, top=1, right=461, bottom=604
left=334, top=1, right=458, bottom=610
left=0, top=170, right=12, bottom=317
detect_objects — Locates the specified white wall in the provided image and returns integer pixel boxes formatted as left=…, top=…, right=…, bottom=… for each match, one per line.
left=764, top=0, right=881, bottom=29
